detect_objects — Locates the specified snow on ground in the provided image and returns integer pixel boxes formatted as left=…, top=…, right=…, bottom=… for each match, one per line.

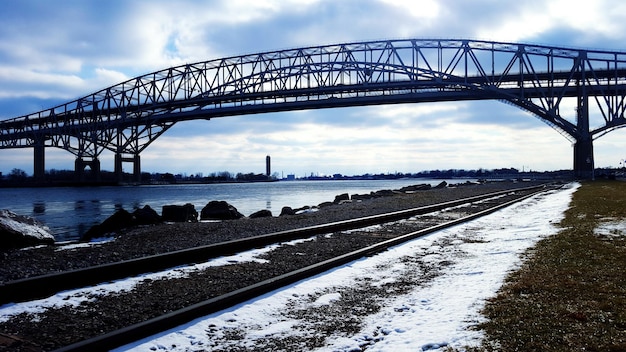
left=0, top=238, right=311, bottom=323
left=114, top=183, right=578, bottom=352
left=595, top=218, right=626, bottom=237
left=54, top=236, right=115, bottom=251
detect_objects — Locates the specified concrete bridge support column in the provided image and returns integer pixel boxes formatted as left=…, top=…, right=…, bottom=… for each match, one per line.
left=133, top=155, right=141, bottom=184
left=115, top=153, right=141, bottom=184
left=115, top=154, right=122, bottom=183
left=33, top=142, right=45, bottom=182
left=74, top=158, right=85, bottom=182
left=92, top=158, right=101, bottom=182
left=573, top=139, right=594, bottom=179
left=573, top=89, right=594, bottom=179
left=74, top=158, right=101, bottom=182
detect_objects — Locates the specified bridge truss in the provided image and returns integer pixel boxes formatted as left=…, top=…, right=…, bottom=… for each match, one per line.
left=2, top=39, right=626, bottom=181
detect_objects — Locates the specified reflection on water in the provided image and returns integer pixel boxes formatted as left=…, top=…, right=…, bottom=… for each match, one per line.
left=33, top=202, right=45, bottom=214
left=0, top=179, right=471, bottom=242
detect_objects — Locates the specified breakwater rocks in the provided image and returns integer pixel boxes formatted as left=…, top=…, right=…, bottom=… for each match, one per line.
left=0, top=180, right=463, bottom=247
left=82, top=205, right=162, bottom=241
left=78, top=181, right=452, bottom=241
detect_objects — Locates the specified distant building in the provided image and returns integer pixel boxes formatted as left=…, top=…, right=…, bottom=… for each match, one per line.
left=266, top=155, right=271, bottom=176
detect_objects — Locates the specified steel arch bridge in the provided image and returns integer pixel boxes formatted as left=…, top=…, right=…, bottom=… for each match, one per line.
left=2, top=38, right=626, bottom=182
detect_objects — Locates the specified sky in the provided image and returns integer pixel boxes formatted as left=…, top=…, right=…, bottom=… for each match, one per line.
left=1, top=0, right=626, bottom=177
left=0, top=184, right=579, bottom=350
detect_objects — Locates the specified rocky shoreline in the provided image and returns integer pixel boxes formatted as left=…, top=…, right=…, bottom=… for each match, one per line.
left=0, top=180, right=548, bottom=284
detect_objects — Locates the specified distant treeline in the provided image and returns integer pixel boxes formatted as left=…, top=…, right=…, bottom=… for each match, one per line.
left=0, top=168, right=276, bottom=186
left=0, top=166, right=589, bottom=187
left=300, top=168, right=575, bottom=181
left=157, top=171, right=276, bottom=183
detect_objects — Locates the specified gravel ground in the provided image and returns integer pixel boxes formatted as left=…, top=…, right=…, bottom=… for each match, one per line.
left=0, top=180, right=553, bottom=351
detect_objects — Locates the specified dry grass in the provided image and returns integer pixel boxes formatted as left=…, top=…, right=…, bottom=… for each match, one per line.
left=475, top=180, right=626, bottom=351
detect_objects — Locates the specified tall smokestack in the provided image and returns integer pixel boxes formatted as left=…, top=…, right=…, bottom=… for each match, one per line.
left=266, top=155, right=271, bottom=176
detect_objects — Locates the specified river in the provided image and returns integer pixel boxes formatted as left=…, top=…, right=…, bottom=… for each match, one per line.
left=0, top=178, right=471, bottom=242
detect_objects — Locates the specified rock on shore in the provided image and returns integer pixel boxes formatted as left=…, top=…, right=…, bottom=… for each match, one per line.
left=82, top=205, right=162, bottom=241
left=201, top=201, right=244, bottom=220
left=0, top=210, right=54, bottom=249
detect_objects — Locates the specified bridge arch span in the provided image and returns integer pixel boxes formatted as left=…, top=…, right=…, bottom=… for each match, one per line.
left=2, top=39, right=626, bottom=181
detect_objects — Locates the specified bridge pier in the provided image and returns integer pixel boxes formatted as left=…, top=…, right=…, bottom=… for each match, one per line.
left=74, top=158, right=101, bottom=183
left=573, top=91, right=594, bottom=179
left=573, top=139, right=594, bottom=179
left=115, top=153, right=141, bottom=184
left=33, top=142, right=45, bottom=182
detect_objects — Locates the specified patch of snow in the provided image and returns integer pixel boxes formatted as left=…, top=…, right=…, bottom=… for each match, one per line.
left=312, top=292, right=342, bottom=307
left=296, top=208, right=319, bottom=214
left=595, top=219, right=626, bottom=237
left=55, top=237, right=115, bottom=251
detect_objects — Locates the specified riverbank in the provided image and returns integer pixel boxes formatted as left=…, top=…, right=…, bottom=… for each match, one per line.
left=0, top=178, right=483, bottom=242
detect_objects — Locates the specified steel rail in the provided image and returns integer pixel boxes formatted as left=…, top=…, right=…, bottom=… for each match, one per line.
left=0, top=184, right=546, bottom=306
left=53, top=183, right=558, bottom=352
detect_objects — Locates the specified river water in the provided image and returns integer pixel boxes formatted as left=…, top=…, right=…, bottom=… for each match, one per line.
left=0, top=178, right=469, bottom=242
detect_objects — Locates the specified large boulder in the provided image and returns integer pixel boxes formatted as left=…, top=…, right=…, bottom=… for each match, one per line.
left=82, top=208, right=135, bottom=241
left=132, top=205, right=162, bottom=225
left=351, top=193, right=373, bottom=201
left=249, top=209, right=272, bottom=218
left=372, top=189, right=396, bottom=197
left=434, top=181, right=448, bottom=189
left=333, top=193, right=350, bottom=204
left=279, top=206, right=296, bottom=216
left=162, top=203, right=198, bottom=222
left=0, top=209, right=54, bottom=249
left=200, top=201, right=244, bottom=220
left=133, top=205, right=162, bottom=225
left=82, top=206, right=164, bottom=241
left=399, top=184, right=431, bottom=192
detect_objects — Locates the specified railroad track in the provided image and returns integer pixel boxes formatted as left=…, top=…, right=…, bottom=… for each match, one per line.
left=0, top=183, right=558, bottom=351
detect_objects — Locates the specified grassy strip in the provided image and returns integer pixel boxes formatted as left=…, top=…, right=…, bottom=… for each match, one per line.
left=476, top=181, right=626, bottom=351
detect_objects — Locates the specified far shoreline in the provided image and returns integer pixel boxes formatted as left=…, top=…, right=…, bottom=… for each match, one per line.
left=0, top=171, right=576, bottom=189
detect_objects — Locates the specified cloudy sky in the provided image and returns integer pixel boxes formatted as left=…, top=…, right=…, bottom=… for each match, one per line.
left=1, top=0, right=626, bottom=177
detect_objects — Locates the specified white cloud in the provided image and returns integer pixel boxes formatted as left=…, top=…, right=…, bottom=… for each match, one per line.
left=0, top=67, right=83, bottom=99
left=378, top=0, right=440, bottom=19
left=546, top=0, right=621, bottom=35
left=0, top=0, right=625, bottom=175
left=0, top=66, right=130, bottom=100
left=475, top=10, right=552, bottom=43
left=91, top=68, right=130, bottom=88
left=369, top=103, right=460, bottom=119
left=472, top=0, right=626, bottom=45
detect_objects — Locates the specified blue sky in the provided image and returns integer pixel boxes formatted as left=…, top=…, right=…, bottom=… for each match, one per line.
left=1, top=0, right=626, bottom=177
